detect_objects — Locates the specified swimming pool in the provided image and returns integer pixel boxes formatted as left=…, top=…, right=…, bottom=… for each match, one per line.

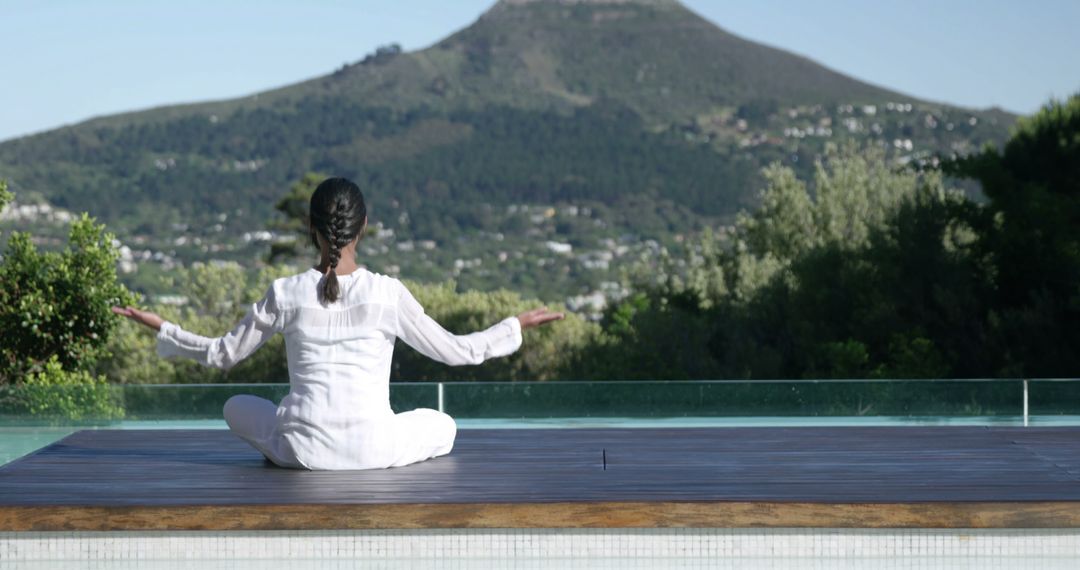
left=4, top=380, right=1080, bottom=566
left=5, top=419, right=1080, bottom=567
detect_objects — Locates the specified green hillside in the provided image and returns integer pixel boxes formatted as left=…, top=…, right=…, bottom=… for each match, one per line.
left=0, top=0, right=1016, bottom=300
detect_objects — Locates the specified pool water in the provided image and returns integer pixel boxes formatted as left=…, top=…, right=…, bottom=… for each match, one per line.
left=4, top=414, right=1080, bottom=467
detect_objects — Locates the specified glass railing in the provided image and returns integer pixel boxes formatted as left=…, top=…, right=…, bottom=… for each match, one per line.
left=3, top=379, right=1077, bottom=466
left=1, top=378, right=1077, bottom=424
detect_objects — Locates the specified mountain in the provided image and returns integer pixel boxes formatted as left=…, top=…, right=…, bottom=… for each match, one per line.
left=0, top=0, right=1015, bottom=299
left=54, top=0, right=915, bottom=130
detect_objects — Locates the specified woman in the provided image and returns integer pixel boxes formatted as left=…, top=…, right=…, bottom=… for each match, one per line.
left=112, top=177, right=563, bottom=470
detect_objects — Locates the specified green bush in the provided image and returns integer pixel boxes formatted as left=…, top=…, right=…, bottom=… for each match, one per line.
left=9, top=356, right=124, bottom=421
left=1, top=179, right=134, bottom=418
left=0, top=206, right=136, bottom=384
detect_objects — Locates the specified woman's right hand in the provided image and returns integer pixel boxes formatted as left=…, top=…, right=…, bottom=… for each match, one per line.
left=517, top=306, right=565, bottom=330
left=111, top=305, right=165, bottom=331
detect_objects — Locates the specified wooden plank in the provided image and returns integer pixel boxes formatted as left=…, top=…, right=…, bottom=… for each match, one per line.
left=2, top=427, right=1080, bottom=529
left=3, top=502, right=1080, bottom=531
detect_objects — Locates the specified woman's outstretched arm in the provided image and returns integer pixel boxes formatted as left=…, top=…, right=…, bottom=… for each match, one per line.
left=112, top=285, right=281, bottom=371
left=395, top=282, right=563, bottom=366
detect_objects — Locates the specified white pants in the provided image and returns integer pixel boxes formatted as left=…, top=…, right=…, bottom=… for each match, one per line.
left=222, top=394, right=457, bottom=470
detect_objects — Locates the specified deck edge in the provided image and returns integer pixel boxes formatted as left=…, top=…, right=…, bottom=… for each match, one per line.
left=3, top=501, right=1080, bottom=531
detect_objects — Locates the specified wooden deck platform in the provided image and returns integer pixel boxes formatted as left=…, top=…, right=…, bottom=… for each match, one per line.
left=3, top=426, right=1080, bottom=530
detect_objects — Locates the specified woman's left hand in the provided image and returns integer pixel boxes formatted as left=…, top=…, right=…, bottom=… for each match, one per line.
left=517, top=306, right=565, bottom=330
left=111, top=305, right=165, bottom=331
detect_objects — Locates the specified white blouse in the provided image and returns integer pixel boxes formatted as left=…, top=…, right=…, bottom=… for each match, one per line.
left=155, top=266, right=522, bottom=469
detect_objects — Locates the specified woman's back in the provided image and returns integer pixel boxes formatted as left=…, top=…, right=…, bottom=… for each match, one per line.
left=276, top=267, right=401, bottom=423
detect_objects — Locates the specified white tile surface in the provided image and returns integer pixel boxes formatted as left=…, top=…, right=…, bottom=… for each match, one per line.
left=1, top=529, right=1079, bottom=565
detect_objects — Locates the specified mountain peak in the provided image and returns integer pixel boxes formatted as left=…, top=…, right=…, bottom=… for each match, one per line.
left=480, top=0, right=684, bottom=23
left=495, top=0, right=679, bottom=6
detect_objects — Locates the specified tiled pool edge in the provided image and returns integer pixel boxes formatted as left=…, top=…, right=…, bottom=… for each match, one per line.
left=2, top=529, right=1079, bottom=561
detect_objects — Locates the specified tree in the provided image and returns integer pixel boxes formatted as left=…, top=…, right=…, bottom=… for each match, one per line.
left=0, top=180, right=132, bottom=418
left=591, top=143, right=978, bottom=381
left=944, top=93, right=1080, bottom=376
left=266, top=172, right=326, bottom=263
left=0, top=180, right=12, bottom=211
left=666, top=142, right=942, bottom=311
left=0, top=211, right=135, bottom=383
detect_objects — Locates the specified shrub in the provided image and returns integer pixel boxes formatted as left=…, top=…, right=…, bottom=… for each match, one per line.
left=0, top=210, right=136, bottom=384
left=9, top=356, right=124, bottom=421
left=1, top=180, right=133, bottom=418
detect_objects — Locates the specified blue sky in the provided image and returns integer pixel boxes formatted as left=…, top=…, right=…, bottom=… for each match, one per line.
left=1, top=0, right=1077, bottom=142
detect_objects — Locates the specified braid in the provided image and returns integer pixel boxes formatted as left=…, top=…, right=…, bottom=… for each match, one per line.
left=324, top=215, right=340, bottom=272
left=321, top=203, right=348, bottom=303
left=326, top=206, right=349, bottom=270
left=308, top=177, right=367, bottom=305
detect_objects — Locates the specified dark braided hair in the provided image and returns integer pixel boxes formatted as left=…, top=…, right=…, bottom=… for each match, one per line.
left=308, top=177, right=366, bottom=304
